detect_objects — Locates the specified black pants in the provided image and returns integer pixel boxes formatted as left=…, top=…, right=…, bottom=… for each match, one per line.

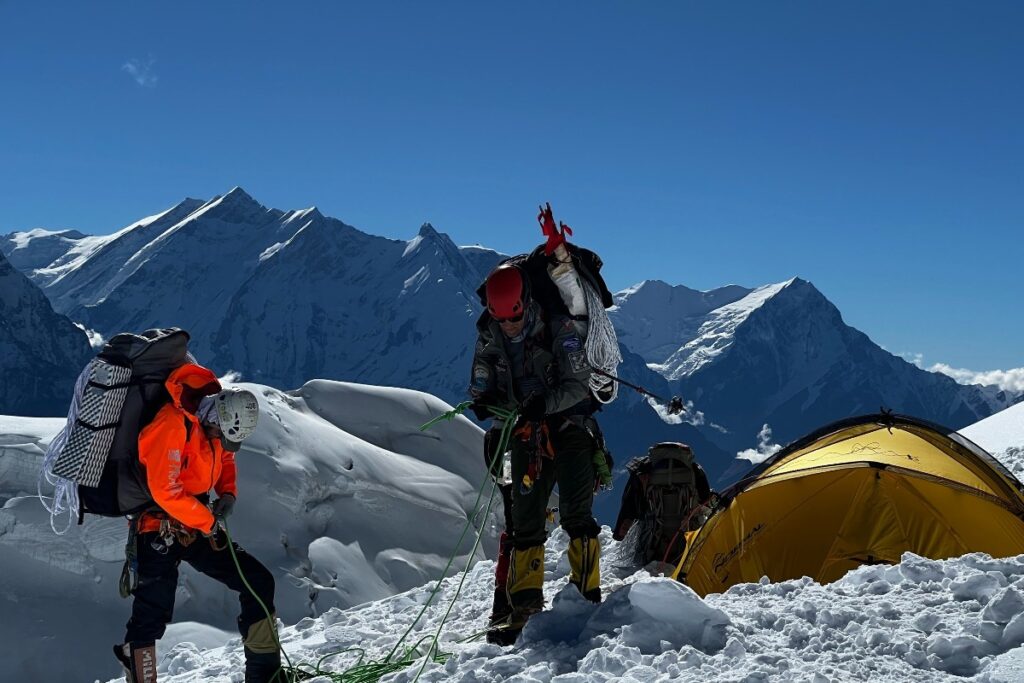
left=510, top=421, right=600, bottom=548
left=125, top=530, right=276, bottom=644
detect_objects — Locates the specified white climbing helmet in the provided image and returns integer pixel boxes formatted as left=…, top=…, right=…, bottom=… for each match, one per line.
left=213, top=387, right=259, bottom=451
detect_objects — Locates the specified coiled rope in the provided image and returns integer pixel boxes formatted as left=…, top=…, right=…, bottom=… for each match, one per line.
left=583, top=280, right=622, bottom=403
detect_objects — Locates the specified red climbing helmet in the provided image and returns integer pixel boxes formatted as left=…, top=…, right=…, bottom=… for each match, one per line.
left=485, top=264, right=529, bottom=322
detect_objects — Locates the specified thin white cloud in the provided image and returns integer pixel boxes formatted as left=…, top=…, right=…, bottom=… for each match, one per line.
left=929, top=364, right=1024, bottom=393
left=896, top=350, right=1023, bottom=393
left=122, top=57, right=158, bottom=87
left=736, top=423, right=782, bottom=464
left=897, top=351, right=925, bottom=368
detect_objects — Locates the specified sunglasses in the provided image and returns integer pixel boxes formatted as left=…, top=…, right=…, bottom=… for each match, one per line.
left=494, top=312, right=525, bottom=324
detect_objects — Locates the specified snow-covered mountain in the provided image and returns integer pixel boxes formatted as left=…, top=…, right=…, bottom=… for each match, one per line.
left=0, top=380, right=495, bottom=682
left=0, top=250, right=93, bottom=416
left=100, top=401, right=1024, bottom=683
left=2, top=189, right=495, bottom=400
left=4, top=190, right=1016, bottom=484
left=209, top=220, right=486, bottom=398
left=0, top=228, right=89, bottom=272
left=612, top=278, right=1015, bottom=453
left=609, top=279, right=753, bottom=363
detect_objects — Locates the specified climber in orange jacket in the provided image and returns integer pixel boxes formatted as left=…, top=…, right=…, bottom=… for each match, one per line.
left=116, top=363, right=281, bottom=683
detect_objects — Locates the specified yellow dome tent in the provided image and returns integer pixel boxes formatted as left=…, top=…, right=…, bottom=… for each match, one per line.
left=673, top=413, right=1024, bottom=596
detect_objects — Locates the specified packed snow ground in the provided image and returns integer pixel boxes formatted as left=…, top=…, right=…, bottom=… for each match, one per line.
left=103, top=403, right=1024, bottom=683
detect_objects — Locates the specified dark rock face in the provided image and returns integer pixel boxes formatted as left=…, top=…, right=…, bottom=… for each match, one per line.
left=0, top=251, right=92, bottom=416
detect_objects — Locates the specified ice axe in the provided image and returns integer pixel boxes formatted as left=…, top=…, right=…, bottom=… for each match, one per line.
left=588, top=364, right=685, bottom=415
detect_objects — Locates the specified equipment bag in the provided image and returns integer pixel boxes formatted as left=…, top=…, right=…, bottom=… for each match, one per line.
left=48, top=328, right=191, bottom=520
left=613, top=442, right=710, bottom=567
left=644, top=442, right=699, bottom=564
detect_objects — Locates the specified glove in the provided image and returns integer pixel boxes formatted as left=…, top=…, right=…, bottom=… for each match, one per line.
left=469, top=398, right=495, bottom=421
left=519, top=394, right=547, bottom=422
left=212, top=493, right=236, bottom=522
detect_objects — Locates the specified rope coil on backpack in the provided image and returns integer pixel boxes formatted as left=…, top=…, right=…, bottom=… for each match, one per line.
left=583, top=279, right=621, bottom=403
left=38, top=363, right=91, bottom=535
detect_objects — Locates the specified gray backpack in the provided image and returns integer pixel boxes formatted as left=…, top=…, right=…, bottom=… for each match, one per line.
left=48, top=328, right=191, bottom=520
left=641, top=442, right=700, bottom=566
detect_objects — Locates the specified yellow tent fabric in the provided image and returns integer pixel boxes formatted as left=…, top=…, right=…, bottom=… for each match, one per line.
left=673, top=414, right=1024, bottom=596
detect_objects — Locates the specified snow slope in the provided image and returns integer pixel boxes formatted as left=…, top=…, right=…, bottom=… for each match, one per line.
left=963, top=402, right=1024, bottom=463
left=95, top=402, right=1024, bottom=683
left=1, top=380, right=495, bottom=682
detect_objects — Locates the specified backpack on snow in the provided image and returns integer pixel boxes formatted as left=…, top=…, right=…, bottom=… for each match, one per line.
left=48, top=328, right=191, bottom=521
left=612, top=442, right=711, bottom=567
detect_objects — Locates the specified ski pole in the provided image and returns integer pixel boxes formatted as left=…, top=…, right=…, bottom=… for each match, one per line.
left=587, top=365, right=685, bottom=415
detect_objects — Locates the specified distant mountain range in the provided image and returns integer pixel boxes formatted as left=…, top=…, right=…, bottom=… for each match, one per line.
left=0, top=250, right=91, bottom=416
left=3, top=188, right=1016, bottom=484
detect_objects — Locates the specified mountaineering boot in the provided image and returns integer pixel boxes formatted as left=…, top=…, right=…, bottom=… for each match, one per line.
left=244, top=648, right=283, bottom=683
left=243, top=615, right=283, bottom=682
left=488, top=531, right=513, bottom=626
left=489, top=587, right=512, bottom=627
left=113, top=641, right=158, bottom=683
left=488, top=544, right=545, bottom=645
left=568, top=536, right=602, bottom=603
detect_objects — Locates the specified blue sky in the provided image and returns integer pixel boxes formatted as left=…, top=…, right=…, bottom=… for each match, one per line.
left=1, top=1, right=1021, bottom=375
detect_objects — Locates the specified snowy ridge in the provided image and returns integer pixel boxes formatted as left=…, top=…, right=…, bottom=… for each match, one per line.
left=21, top=197, right=206, bottom=294
left=651, top=279, right=793, bottom=380
left=457, top=244, right=507, bottom=286
left=0, top=379, right=495, bottom=682
left=0, top=228, right=87, bottom=272
left=610, top=279, right=753, bottom=366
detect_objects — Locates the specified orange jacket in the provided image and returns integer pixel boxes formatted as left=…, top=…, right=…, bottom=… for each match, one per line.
left=137, top=364, right=237, bottom=534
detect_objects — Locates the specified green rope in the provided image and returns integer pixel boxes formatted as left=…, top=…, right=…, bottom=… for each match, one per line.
left=419, top=401, right=474, bottom=432
left=222, top=402, right=518, bottom=683
left=222, top=520, right=300, bottom=682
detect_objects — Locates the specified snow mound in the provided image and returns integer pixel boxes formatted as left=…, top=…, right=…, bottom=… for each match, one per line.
left=963, top=402, right=1024, bottom=468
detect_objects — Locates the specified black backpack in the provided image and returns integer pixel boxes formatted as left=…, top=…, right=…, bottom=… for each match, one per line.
left=49, top=328, right=191, bottom=521
left=475, top=242, right=615, bottom=318
left=613, top=442, right=711, bottom=566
